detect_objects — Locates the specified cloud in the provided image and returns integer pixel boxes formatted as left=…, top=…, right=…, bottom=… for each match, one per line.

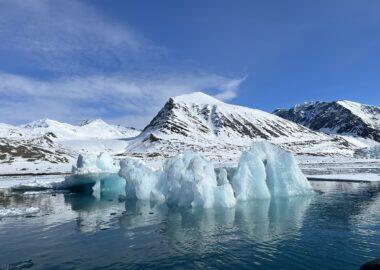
left=0, top=0, right=154, bottom=74
left=0, top=0, right=246, bottom=127
left=0, top=72, right=245, bottom=128
left=214, top=76, right=247, bottom=100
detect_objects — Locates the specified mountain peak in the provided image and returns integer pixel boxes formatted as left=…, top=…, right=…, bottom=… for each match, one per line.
left=22, top=118, right=60, bottom=128
left=274, top=100, right=380, bottom=142
left=79, top=119, right=107, bottom=126
left=172, top=92, right=223, bottom=105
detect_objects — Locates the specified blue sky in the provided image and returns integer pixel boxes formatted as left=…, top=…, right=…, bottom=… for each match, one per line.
left=0, top=0, right=379, bottom=127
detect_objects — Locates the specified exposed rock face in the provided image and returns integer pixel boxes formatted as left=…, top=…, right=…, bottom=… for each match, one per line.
left=0, top=119, right=141, bottom=174
left=143, top=92, right=323, bottom=142
left=274, top=100, right=380, bottom=142
left=0, top=135, right=73, bottom=165
left=134, top=92, right=357, bottom=159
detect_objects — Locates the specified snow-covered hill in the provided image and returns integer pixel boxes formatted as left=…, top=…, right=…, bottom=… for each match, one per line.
left=123, top=92, right=359, bottom=164
left=19, top=118, right=140, bottom=140
left=1, top=93, right=376, bottom=175
left=0, top=119, right=141, bottom=174
left=274, top=100, right=380, bottom=142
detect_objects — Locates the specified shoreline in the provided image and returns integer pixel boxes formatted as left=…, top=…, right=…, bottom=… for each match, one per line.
left=0, top=172, right=378, bottom=183
left=0, top=172, right=70, bottom=177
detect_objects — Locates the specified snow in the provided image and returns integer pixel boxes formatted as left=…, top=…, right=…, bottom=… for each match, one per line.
left=232, top=141, right=314, bottom=201
left=19, top=118, right=140, bottom=140
left=337, top=100, right=380, bottom=126
left=0, top=92, right=379, bottom=182
left=0, top=207, right=39, bottom=218
left=355, top=145, right=380, bottom=159
left=0, top=118, right=141, bottom=175
left=173, top=91, right=223, bottom=105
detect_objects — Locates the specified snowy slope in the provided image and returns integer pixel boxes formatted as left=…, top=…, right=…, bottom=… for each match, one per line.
left=274, top=100, right=380, bottom=142
left=1, top=93, right=376, bottom=175
left=124, top=92, right=360, bottom=164
left=0, top=119, right=141, bottom=174
left=20, top=118, right=140, bottom=140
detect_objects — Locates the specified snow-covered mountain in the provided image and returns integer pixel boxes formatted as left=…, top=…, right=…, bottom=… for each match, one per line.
left=19, top=118, right=140, bottom=140
left=1, top=93, right=375, bottom=175
left=0, top=119, right=141, bottom=174
left=274, top=100, right=380, bottom=142
left=124, top=92, right=358, bottom=162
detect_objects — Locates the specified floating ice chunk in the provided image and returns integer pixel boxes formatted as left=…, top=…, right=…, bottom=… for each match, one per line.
left=56, top=153, right=124, bottom=196
left=163, top=151, right=236, bottom=208
left=0, top=207, right=39, bottom=217
left=119, top=158, right=164, bottom=201
left=119, top=151, right=236, bottom=208
left=231, top=149, right=271, bottom=200
left=232, top=141, right=313, bottom=200
left=57, top=173, right=125, bottom=197
left=74, top=152, right=119, bottom=174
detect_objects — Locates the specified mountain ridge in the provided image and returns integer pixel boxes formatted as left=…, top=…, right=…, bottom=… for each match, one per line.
left=274, top=100, right=380, bottom=142
left=126, top=93, right=359, bottom=162
left=1, top=93, right=378, bottom=174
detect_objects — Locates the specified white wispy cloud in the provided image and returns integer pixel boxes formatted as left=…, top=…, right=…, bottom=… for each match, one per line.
left=0, top=72, right=245, bottom=127
left=0, top=0, right=152, bottom=74
left=0, top=0, right=246, bottom=127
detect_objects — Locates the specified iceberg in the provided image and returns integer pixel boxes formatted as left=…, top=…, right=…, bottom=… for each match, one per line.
left=119, top=151, right=236, bottom=208
left=74, top=152, right=119, bottom=174
left=162, top=151, right=236, bottom=208
left=232, top=141, right=313, bottom=200
left=57, top=152, right=124, bottom=196
left=119, top=158, right=163, bottom=201
left=66, top=141, right=312, bottom=208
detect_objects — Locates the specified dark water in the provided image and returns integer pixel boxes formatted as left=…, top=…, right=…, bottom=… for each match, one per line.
left=0, top=181, right=379, bottom=270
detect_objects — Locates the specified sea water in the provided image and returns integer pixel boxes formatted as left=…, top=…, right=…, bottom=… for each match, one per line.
left=0, top=180, right=379, bottom=270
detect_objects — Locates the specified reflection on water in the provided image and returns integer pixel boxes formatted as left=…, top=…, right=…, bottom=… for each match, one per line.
left=0, top=181, right=379, bottom=269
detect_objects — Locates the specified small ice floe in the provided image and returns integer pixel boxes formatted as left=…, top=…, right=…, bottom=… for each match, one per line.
left=0, top=207, right=39, bottom=218
left=0, top=176, right=66, bottom=193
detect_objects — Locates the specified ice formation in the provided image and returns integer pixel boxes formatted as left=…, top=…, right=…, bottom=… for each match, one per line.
left=119, top=151, right=236, bottom=208
left=162, top=151, right=236, bottom=208
left=57, top=153, right=125, bottom=196
left=74, top=152, right=119, bottom=174
left=64, top=141, right=313, bottom=208
left=231, top=141, right=313, bottom=200
left=119, top=158, right=162, bottom=201
left=0, top=207, right=39, bottom=218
